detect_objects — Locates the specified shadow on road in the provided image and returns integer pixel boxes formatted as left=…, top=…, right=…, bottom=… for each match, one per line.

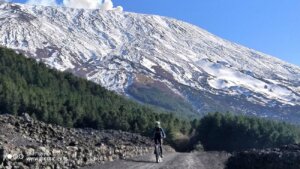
left=123, top=158, right=156, bottom=164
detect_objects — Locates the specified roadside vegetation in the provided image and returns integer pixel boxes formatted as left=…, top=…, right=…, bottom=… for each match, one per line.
left=190, top=112, right=300, bottom=152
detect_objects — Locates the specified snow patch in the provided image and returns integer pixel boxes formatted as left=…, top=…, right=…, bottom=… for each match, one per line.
left=199, top=59, right=299, bottom=105
left=140, top=58, right=157, bottom=72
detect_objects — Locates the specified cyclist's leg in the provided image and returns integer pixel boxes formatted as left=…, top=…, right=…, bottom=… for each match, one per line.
left=159, top=138, right=163, bottom=157
left=154, top=138, right=158, bottom=144
left=154, top=138, right=158, bottom=154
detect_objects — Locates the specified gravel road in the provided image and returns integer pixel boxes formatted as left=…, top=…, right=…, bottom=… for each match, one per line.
left=81, top=152, right=230, bottom=169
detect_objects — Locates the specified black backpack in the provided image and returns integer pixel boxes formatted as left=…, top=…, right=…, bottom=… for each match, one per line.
left=154, top=127, right=163, bottom=138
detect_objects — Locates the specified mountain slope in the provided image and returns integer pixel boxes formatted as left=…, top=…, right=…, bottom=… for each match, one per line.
left=0, top=3, right=300, bottom=121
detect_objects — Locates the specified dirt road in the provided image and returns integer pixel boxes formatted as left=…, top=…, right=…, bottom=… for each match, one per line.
left=81, top=152, right=230, bottom=169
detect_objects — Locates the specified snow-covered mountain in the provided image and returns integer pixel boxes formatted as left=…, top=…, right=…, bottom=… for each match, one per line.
left=1, top=3, right=300, bottom=122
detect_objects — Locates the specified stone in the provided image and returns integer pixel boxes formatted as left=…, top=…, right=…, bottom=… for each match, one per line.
left=0, top=147, right=5, bottom=165
left=22, top=113, right=32, bottom=122
left=95, top=142, right=102, bottom=147
left=69, top=141, right=78, bottom=147
left=44, top=166, right=52, bottom=169
left=51, top=149, right=61, bottom=156
left=57, top=136, right=64, bottom=141
left=15, top=121, right=21, bottom=128
left=107, top=156, right=113, bottom=162
left=24, top=147, right=35, bottom=156
left=38, top=146, right=51, bottom=156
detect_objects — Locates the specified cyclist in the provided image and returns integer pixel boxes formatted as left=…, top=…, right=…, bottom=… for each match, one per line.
left=153, top=121, right=166, bottom=158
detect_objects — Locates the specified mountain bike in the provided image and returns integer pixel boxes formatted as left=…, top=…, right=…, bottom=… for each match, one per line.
left=154, top=143, right=162, bottom=163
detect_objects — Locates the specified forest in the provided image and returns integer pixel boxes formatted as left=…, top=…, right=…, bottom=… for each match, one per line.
left=191, top=112, right=300, bottom=152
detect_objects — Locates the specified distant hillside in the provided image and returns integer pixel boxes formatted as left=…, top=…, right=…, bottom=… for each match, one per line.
left=0, top=47, right=190, bottom=138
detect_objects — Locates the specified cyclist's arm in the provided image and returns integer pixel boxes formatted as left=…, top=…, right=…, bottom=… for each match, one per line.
left=161, top=128, right=166, bottom=138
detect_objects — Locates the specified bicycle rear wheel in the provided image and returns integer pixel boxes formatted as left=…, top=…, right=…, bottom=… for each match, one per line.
left=155, top=145, right=160, bottom=163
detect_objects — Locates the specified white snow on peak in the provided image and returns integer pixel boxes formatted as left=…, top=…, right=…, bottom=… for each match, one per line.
left=202, top=59, right=298, bottom=105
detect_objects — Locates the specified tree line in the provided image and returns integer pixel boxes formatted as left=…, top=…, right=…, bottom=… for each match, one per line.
left=191, top=112, right=300, bottom=152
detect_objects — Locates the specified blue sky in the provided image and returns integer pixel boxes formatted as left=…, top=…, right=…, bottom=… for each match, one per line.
left=13, top=0, right=300, bottom=66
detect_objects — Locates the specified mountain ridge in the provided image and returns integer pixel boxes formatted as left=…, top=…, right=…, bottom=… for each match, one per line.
left=0, top=2, right=300, bottom=121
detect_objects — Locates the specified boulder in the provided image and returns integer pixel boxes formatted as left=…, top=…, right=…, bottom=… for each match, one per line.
left=22, top=113, right=32, bottom=122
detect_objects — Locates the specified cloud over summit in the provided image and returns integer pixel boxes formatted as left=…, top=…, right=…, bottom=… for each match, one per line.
left=26, top=0, right=122, bottom=11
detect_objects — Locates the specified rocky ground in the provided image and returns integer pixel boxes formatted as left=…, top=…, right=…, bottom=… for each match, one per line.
left=226, top=144, right=300, bottom=169
left=0, top=114, right=173, bottom=169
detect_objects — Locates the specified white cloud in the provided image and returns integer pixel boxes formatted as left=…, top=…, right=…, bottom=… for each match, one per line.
left=26, top=0, right=57, bottom=6
left=114, top=6, right=123, bottom=12
left=25, top=0, right=123, bottom=11
left=63, top=0, right=101, bottom=9
left=100, top=0, right=113, bottom=10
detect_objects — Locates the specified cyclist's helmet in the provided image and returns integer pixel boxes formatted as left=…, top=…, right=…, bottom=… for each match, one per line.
left=155, top=121, right=161, bottom=127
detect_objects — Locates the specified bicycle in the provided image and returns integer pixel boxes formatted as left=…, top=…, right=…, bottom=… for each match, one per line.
left=154, top=143, right=162, bottom=163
